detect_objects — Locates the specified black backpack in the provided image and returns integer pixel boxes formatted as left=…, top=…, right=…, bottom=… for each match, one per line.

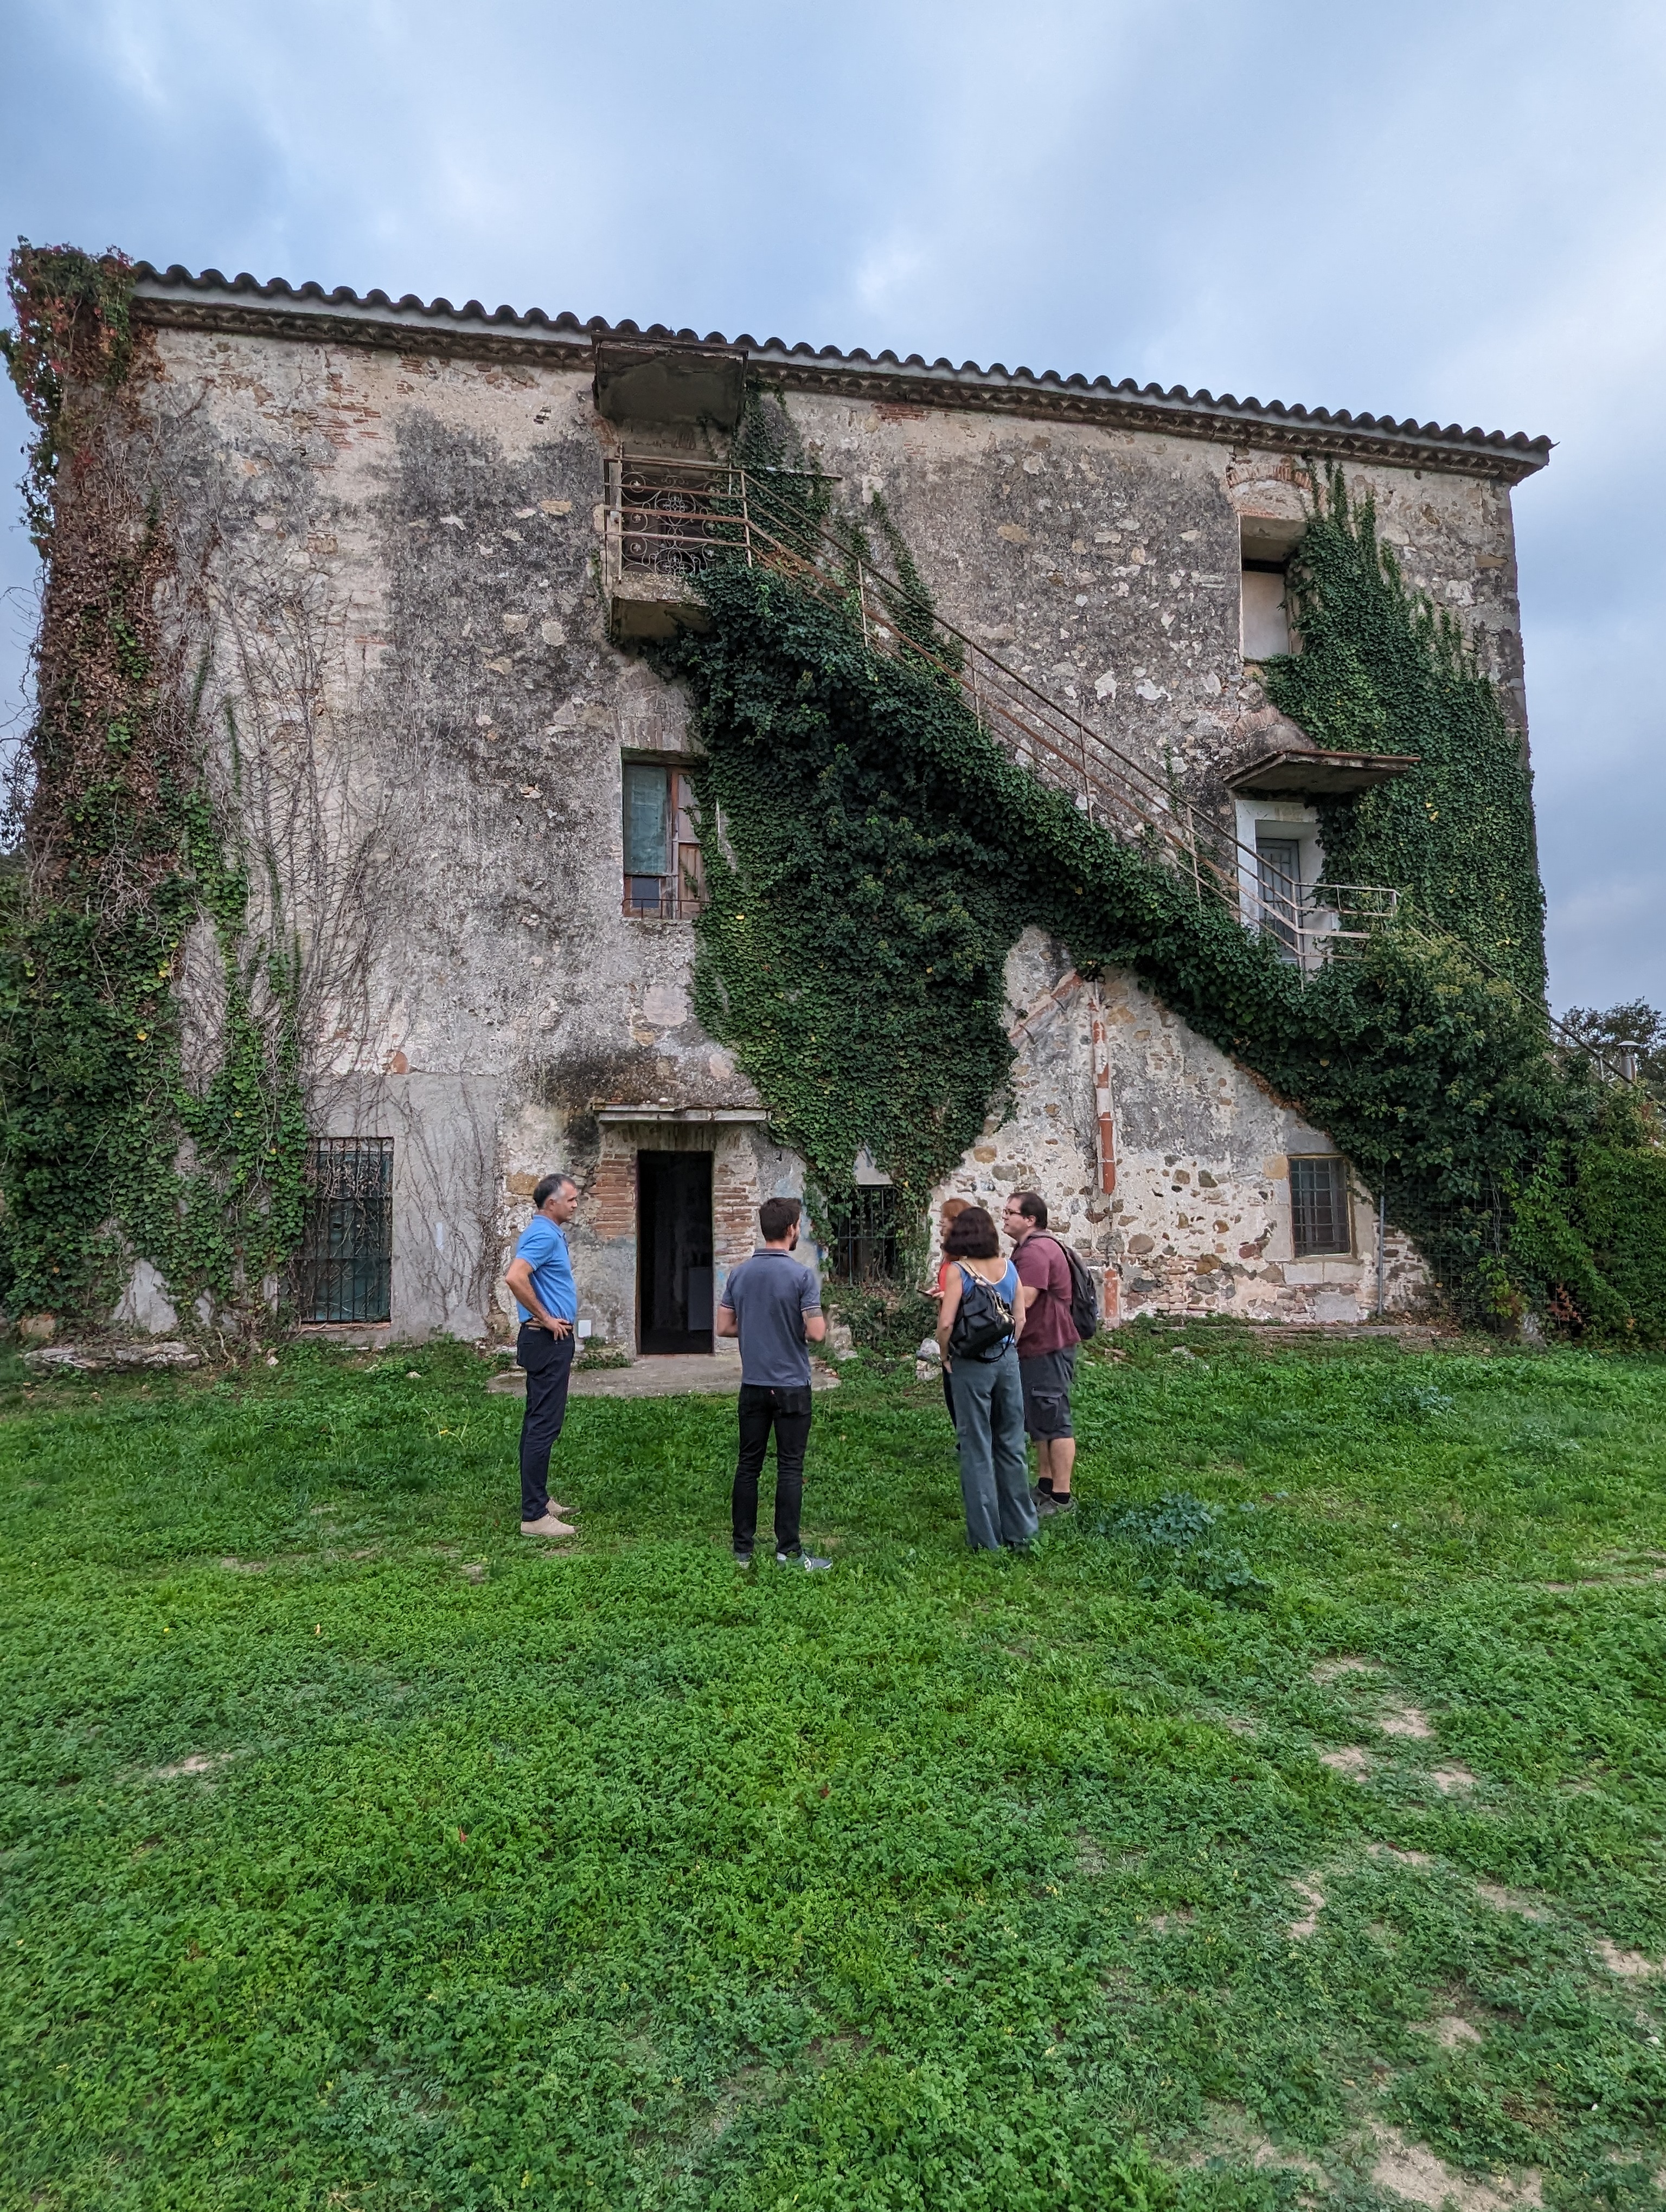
left=1034, top=1233, right=1100, bottom=1342
left=947, top=1265, right=1018, bottom=1362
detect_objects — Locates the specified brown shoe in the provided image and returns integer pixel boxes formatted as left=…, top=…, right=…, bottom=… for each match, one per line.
left=520, top=1515, right=576, bottom=1539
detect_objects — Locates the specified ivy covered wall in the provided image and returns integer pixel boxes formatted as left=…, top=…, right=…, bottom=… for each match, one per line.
left=663, top=464, right=1664, bottom=1342
left=1268, top=466, right=1547, bottom=997
left=0, top=245, right=307, bottom=1331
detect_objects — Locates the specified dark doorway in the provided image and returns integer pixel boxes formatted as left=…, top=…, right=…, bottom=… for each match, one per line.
left=637, top=1150, right=714, bottom=1353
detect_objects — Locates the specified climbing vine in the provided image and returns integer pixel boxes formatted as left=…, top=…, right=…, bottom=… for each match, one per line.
left=0, top=242, right=308, bottom=1331
left=1266, top=466, right=1547, bottom=996
left=660, top=442, right=1665, bottom=1343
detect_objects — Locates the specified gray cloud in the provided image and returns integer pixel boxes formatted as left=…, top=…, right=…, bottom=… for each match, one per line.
left=2, top=0, right=1662, bottom=1007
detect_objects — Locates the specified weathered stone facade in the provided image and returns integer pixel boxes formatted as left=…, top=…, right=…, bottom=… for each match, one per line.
left=107, top=268, right=1548, bottom=1342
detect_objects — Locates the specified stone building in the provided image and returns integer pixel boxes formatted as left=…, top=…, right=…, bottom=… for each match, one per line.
left=113, top=265, right=1550, bottom=1346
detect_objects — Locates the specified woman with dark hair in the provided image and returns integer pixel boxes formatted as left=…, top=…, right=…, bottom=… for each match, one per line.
left=935, top=1205, right=1037, bottom=1553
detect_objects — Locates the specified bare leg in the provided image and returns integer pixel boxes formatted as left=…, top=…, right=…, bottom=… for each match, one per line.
left=1038, top=1436, right=1076, bottom=1496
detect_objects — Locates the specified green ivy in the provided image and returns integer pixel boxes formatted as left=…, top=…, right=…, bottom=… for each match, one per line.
left=659, top=466, right=1663, bottom=1343
left=1265, top=466, right=1547, bottom=996
left=0, top=240, right=135, bottom=551
left=0, top=242, right=309, bottom=1331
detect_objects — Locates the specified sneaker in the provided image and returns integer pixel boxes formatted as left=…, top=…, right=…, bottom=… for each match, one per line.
left=520, top=1514, right=576, bottom=1539
left=1048, top=1493, right=1075, bottom=1517
left=776, top=1549, right=832, bottom=1572
left=1033, top=1490, right=1059, bottom=1517
left=733, top=1548, right=754, bottom=1567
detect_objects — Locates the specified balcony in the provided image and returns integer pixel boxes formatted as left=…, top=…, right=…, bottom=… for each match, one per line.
left=600, top=454, right=830, bottom=640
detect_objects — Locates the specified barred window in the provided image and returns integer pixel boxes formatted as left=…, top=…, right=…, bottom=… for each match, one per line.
left=300, top=1139, right=394, bottom=1322
left=826, top=1186, right=899, bottom=1284
left=1290, top=1155, right=1351, bottom=1257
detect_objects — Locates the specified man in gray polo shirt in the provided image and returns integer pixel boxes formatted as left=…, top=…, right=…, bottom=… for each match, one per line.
left=717, top=1195, right=831, bottom=1570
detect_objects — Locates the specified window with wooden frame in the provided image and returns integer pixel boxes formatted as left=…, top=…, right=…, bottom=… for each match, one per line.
left=1289, top=1155, right=1353, bottom=1257
left=623, top=761, right=704, bottom=919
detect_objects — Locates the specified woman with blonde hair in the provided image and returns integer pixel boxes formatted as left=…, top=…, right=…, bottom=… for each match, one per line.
left=935, top=1205, right=1037, bottom=1553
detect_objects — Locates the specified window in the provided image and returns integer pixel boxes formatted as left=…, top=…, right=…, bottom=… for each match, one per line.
left=1290, top=1155, right=1352, bottom=1257
left=623, top=762, right=704, bottom=918
left=1257, top=834, right=1303, bottom=961
left=299, top=1139, right=394, bottom=1322
left=826, top=1186, right=899, bottom=1283
left=1241, top=558, right=1290, bottom=659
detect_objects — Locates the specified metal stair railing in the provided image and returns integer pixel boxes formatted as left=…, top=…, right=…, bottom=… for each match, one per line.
left=602, top=454, right=1639, bottom=1076
left=719, top=460, right=1395, bottom=969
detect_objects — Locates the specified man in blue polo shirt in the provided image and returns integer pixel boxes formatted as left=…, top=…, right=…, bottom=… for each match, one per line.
left=503, top=1172, right=581, bottom=1538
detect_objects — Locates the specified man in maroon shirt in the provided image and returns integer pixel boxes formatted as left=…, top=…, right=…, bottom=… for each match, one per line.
left=1002, top=1190, right=1080, bottom=1515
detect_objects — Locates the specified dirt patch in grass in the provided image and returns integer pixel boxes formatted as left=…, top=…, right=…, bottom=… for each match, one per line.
left=1428, top=1764, right=1479, bottom=1793
left=1372, top=2125, right=1542, bottom=2209
left=1379, top=1703, right=1436, bottom=1739
left=1286, top=1878, right=1325, bottom=1938
left=1595, top=1939, right=1662, bottom=1979
left=1073, top=1830, right=1108, bottom=1877
left=1475, top=1882, right=1548, bottom=1921
left=1321, top=1745, right=1373, bottom=1779
left=1187, top=2102, right=1326, bottom=2181
left=1312, top=1655, right=1384, bottom=1682
left=150, top=1751, right=240, bottom=1783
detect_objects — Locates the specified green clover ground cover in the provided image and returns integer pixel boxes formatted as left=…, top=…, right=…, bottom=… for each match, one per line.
left=2, top=1333, right=1664, bottom=2211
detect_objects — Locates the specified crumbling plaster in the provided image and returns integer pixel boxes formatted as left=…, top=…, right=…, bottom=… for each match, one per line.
left=931, top=930, right=1426, bottom=1326
left=776, top=392, right=1529, bottom=794
left=131, top=325, right=1499, bottom=1336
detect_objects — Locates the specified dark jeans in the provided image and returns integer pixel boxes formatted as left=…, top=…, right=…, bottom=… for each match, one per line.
left=941, top=1364, right=957, bottom=1424
left=732, top=1382, right=812, bottom=1555
left=517, top=1323, right=574, bottom=1521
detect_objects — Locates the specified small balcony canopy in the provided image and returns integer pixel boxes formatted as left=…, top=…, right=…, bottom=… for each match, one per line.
left=1228, top=748, right=1420, bottom=799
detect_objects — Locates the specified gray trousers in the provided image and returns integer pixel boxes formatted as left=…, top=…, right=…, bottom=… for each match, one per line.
left=951, top=1343, right=1039, bottom=1551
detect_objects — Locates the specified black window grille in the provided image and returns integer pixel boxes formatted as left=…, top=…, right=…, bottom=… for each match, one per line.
left=826, top=1186, right=899, bottom=1283
left=1290, top=1155, right=1351, bottom=1257
left=300, top=1139, right=394, bottom=1322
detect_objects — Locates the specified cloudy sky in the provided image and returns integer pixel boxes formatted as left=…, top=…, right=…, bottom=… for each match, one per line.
left=2, top=0, right=1662, bottom=1013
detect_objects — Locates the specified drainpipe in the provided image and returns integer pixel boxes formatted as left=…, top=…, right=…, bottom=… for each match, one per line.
left=1376, top=1186, right=1387, bottom=1320
left=1091, top=985, right=1120, bottom=1326
left=1091, top=988, right=1116, bottom=1196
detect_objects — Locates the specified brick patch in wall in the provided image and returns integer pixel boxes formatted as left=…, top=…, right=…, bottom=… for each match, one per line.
left=588, top=1152, right=637, bottom=1245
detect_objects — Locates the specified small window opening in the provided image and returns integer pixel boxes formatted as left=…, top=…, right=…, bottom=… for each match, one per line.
left=1241, top=557, right=1291, bottom=660
left=1239, top=517, right=1303, bottom=661
left=300, top=1138, right=394, bottom=1322
left=825, top=1187, right=899, bottom=1283
left=1290, top=1155, right=1352, bottom=1257
left=623, top=761, right=704, bottom=919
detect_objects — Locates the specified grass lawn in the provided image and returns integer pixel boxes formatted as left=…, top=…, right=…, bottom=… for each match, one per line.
left=2, top=1324, right=1664, bottom=2211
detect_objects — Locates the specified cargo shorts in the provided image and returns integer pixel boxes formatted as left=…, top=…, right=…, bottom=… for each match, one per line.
left=1018, top=1345, right=1076, bottom=1440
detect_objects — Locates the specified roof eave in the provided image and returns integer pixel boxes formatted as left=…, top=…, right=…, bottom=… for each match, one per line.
left=128, top=267, right=1554, bottom=485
